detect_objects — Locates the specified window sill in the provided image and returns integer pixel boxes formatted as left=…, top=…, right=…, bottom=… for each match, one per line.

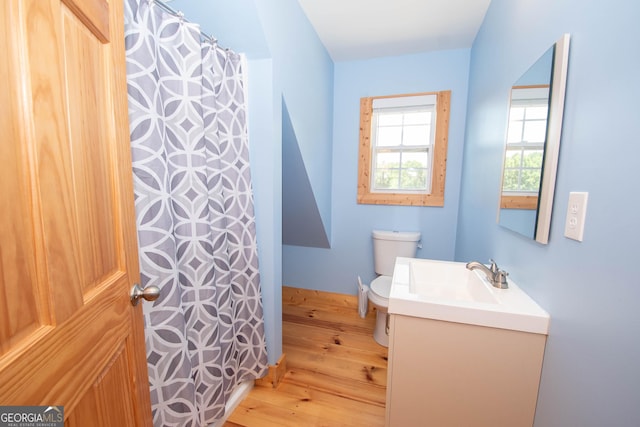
left=500, top=195, right=538, bottom=210
left=357, top=192, right=444, bottom=207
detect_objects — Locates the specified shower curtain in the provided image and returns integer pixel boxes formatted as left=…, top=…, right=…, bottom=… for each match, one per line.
left=124, top=1, right=268, bottom=425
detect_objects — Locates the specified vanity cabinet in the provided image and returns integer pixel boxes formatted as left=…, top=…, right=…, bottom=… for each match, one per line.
left=385, top=314, right=547, bottom=427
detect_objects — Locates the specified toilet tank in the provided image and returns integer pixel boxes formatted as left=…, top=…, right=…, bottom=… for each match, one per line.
left=372, top=230, right=421, bottom=276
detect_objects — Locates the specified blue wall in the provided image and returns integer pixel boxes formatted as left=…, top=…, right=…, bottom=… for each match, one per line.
left=244, top=58, right=283, bottom=367
left=457, top=0, right=640, bottom=425
left=283, top=49, right=470, bottom=294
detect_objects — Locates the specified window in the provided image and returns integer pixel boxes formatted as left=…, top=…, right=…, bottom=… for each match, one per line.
left=500, top=86, right=549, bottom=210
left=357, top=91, right=450, bottom=206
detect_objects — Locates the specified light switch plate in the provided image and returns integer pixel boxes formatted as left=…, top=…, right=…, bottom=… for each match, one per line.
left=564, top=192, right=588, bottom=241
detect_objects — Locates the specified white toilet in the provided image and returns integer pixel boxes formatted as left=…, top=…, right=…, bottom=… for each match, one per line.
left=368, top=230, right=421, bottom=347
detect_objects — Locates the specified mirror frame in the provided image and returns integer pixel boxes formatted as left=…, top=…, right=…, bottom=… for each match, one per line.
left=498, top=34, right=570, bottom=244
left=535, top=33, right=570, bottom=244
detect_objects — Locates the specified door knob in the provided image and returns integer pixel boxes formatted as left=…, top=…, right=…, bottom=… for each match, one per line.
left=130, top=284, right=160, bottom=306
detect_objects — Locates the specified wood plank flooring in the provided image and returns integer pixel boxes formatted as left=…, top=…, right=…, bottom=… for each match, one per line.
left=224, top=286, right=387, bottom=426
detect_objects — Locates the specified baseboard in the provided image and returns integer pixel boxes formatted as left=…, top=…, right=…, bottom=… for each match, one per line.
left=282, top=285, right=374, bottom=314
left=255, top=353, right=287, bottom=388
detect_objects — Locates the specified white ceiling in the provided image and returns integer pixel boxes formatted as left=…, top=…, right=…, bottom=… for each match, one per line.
left=297, top=0, right=492, bottom=61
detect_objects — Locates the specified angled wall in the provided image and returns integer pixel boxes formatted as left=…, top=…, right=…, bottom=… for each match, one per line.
left=282, top=100, right=330, bottom=248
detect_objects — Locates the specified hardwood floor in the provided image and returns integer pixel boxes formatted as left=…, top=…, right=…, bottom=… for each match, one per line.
left=224, top=286, right=387, bottom=426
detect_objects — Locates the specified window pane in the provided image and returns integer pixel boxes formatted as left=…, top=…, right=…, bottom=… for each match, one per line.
left=377, top=126, right=402, bottom=146
left=507, top=120, right=524, bottom=143
left=374, top=168, right=400, bottom=189
left=403, top=125, right=430, bottom=146
left=522, top=120, right=547, bottom=143
left=504, top=150, right=522, bottom=168
left=522, top=150, right=543, bottom=168
left=375, top=151, right=400, bottom=168
left=378, top=113, right=403, bottom=126
left=525, top=106, right=548, bottom=120
left=404, top=111, right=431, bottom=125
left=509, top=107, right=525, bottom=120
left=502, top=170, right=520, bottom=191
left=400, top=169, right=428, bottom=189
left=520, top=169, right=541, bottom=191
left=401, top=151, right=429, bottom=168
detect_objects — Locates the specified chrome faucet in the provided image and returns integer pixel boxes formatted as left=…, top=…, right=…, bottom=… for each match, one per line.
left=466, top=259, right=509, bottom=289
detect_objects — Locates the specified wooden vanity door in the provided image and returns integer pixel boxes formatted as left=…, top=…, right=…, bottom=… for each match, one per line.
left=0, top=0, right=153, bottom=425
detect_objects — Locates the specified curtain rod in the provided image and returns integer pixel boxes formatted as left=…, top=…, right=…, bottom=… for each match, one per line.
left=152, top=0, right=220, bottom=46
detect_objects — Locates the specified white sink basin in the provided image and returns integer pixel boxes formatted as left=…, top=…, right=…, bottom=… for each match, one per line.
left=410, top=259, right=500, bottom=305
left=389, top=258, right=549, bottom=334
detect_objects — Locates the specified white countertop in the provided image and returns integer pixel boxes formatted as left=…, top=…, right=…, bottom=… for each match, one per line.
left=388, top=257, right=550, bottom=335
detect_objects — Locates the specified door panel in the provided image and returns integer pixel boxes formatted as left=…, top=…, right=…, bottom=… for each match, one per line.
left=66, top=346, right=137, bottom=426
left=0, top=0, right=152, bottom=424
left=0, top=1, right=42, bottom=355
left=63, top=2, right=119, bottom=295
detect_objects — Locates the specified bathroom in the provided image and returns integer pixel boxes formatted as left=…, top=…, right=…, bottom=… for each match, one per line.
left=1, top=0, right=637, bottom=425
left=163, top=0, right=640, bottom=425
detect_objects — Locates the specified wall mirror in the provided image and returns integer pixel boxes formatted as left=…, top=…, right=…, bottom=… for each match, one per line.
left=498, top=34, right=570, bottom=244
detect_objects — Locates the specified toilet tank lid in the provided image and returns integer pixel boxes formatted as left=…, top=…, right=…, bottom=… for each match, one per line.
left=372, top=230, right=421, bottom=242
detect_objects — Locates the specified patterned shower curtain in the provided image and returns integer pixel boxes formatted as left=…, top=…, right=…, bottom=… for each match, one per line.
left=123, top=1, right=268, bottom=425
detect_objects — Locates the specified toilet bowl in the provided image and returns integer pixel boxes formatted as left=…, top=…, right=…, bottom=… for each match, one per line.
left=368, top=230, right=421, bottom=347
left=368, top=275, right=392, bottom=346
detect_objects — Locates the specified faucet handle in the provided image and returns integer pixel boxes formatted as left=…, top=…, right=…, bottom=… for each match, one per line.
left=488, top=259, right=498, bottom=274
left=494, top=269, right=509, bottom=289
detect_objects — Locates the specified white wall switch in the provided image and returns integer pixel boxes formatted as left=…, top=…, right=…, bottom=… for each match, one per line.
left=564, top=192, right=588, bottom=241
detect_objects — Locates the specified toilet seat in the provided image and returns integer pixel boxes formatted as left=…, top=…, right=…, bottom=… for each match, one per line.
left=369, top=275, right=392, bottom=307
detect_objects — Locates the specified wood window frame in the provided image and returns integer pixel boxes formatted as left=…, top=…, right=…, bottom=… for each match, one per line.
left=357, top=90, right=450, bottom=206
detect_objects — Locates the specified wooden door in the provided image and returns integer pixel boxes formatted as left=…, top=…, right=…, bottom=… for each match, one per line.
left=0, top=0, right=153, bottom=425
